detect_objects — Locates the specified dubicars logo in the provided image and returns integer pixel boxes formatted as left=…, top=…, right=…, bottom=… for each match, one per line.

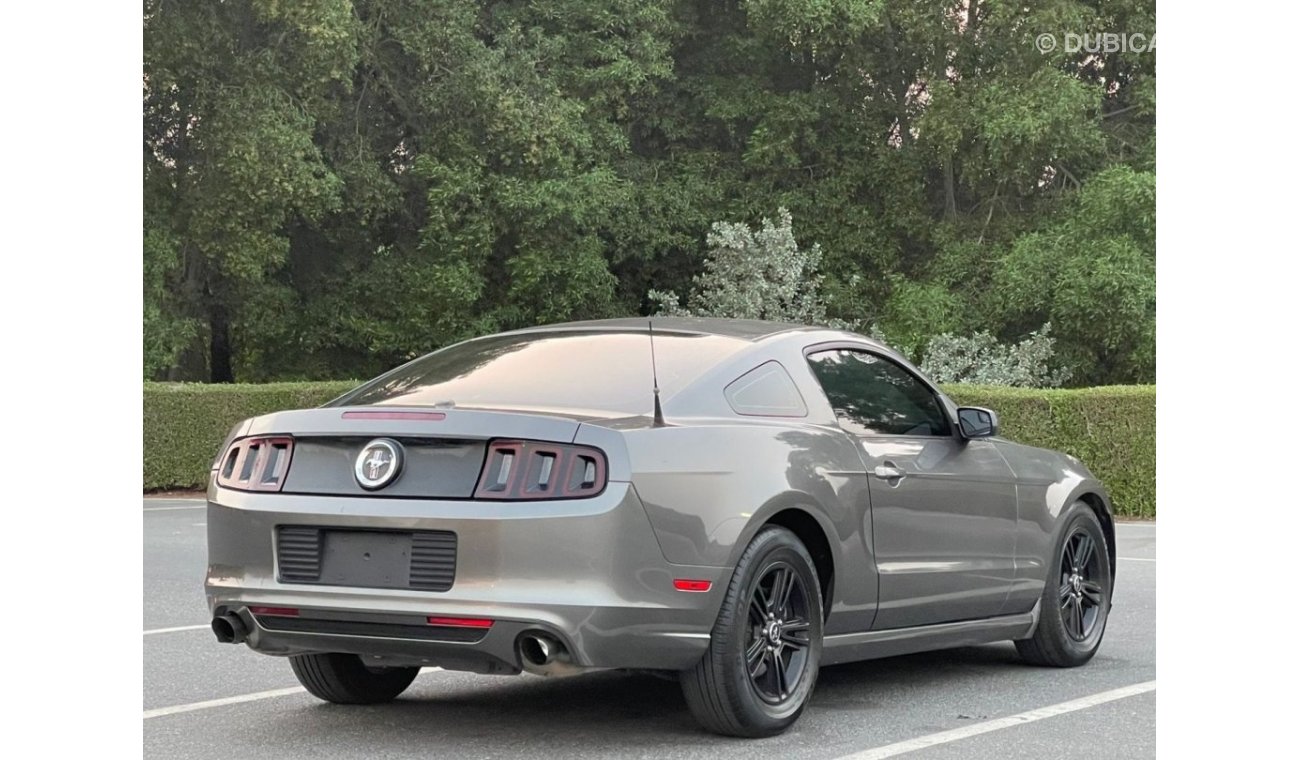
left=354, top=438, right=404, bottom=490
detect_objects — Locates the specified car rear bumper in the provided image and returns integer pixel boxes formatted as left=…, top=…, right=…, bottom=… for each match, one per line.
left=204, top=481, right=726, bottom=672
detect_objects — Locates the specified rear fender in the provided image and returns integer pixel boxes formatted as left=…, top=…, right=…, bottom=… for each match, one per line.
left=620, top=423, right=878, bottom=633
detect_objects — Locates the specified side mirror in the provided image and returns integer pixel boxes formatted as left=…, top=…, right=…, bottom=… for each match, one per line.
left=957, top=407, right=999, bottom=439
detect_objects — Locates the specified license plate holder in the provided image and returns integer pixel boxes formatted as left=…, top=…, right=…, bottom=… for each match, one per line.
left=318, top=530, right=412, bottom=589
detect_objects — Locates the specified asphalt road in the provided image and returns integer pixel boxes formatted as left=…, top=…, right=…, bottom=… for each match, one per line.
left=144, top=499, right=1156, bottom=758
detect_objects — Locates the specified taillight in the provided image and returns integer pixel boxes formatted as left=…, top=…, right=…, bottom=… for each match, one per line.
left=211, top=422, right=244, bottom=471
left=474, top=439, right=607, bottom=500
left=215, top=436, right=294, bottom=492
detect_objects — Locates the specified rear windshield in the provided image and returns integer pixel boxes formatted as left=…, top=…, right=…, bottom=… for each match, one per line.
left=330, top=330, right=749, bottom=417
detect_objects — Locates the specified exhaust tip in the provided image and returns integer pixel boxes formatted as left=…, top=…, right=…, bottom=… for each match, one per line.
left=519, top=634, right=553, bottom=667
left=516, top=632, right=591, bottom=677
left=212, top=613, right=248, bottom=644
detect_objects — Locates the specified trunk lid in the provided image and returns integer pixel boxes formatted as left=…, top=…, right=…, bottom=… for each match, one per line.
left=242, top=406, right=585, bottom=498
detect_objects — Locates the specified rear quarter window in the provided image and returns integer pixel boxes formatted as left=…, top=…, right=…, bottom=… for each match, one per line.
left=724, top=361, right=807, bottom=417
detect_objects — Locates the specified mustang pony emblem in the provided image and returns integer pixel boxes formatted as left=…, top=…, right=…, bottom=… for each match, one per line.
left=354, top=438, right=403, bottom=490
left=364, top=449, right=389, bottom=479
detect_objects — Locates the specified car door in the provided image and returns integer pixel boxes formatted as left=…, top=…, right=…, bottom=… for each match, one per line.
left=805, top=347, right=1019, bottom=629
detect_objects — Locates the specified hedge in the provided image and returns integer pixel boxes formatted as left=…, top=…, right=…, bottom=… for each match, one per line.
left=144, top=382, right=1154, bottom=517
left=943, top=385, right=1155, bottom=518
left=144, top=381, right=357, bottom=493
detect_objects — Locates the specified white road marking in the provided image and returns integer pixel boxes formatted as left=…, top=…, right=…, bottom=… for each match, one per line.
left=144, top=687, right=307, bottom=720
left=1119, top=556, right=1156, bottom=562
left=143, top=669, right=442, bottom=720
left=144, top=624, right=210, bottom=636
left=835, top=680, right=1156, bottom=759
left=144, top=505, right=205, bottom=512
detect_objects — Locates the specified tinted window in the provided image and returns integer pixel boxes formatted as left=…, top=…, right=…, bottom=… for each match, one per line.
left=330, top=330, right=749, bottom=417
left=725, top=361, right=807, bottom=417
left=806, top=349, right=950, bottom=436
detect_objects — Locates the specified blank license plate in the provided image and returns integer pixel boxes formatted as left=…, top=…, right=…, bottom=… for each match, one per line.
left=318, top=531, right=412, bottom=589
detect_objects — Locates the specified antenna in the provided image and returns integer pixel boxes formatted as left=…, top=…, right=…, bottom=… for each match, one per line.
left=648, top=320, right=666, bottom=427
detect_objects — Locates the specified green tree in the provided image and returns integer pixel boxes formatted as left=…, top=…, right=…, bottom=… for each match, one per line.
left=991, top=167, right=1156, bottom=384
left=144, top=0, right=1155, bottom=386
left=144, top=0, right=355, bottom=380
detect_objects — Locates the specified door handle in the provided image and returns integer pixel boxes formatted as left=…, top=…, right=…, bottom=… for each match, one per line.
left=873, top=464, right=905, bottom=480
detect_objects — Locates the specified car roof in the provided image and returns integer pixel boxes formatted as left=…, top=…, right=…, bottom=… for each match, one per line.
left=511, top=317, right=821, bottom=342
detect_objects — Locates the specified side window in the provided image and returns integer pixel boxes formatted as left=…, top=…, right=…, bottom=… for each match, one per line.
left=806, top=349, right=951, bottom=436
left=725, top=361, right=807, bottom=417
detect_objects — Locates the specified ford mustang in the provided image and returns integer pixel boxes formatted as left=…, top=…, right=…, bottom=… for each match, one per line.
left=205, top=318, right=1114, bottom=737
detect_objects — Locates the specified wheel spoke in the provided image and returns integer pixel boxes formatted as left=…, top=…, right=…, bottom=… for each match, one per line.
left=755, top=580, right=772, bottom=613
left=1058, top=580, right=1072, bottom=608
left=1081, top=580, right=1103, bottom=607
left=761, top=569, right=779, bottom=613
left=745, top=636, right=765, bottom=677
left=781, top=619, right=810, bottom=649
left=1073, top=598, right=1085, bottom=636
left=1077, top=534, right=1094, bottom=569
left=771, top=648, right=788, bottom=697
left=749, top=598, right=767, bottom=627
left=766, top=568, right=783, bottom=613
left=763, top=649, right=779, bottom=694
left=773, top=567, right=794, bottom=614
left=1063, top=537, right=1076, bottom=570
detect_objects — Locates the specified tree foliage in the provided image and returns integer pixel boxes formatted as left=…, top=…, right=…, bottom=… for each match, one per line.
left=144, top=0, right=1155, bottom=385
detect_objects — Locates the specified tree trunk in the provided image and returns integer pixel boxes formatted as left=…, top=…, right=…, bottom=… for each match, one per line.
left=170, top=338, right=209, bottom=382
left=209, top=304, right=234, bottom=383
left=943, top=159, right=958, bottom=219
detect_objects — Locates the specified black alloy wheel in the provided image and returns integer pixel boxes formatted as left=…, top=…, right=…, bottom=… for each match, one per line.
left=680, top=525, right=824, bottom=737
left=1059, top=529, right=1105, bottom=641
left=1015, top=501, right=1112, bottom=667
left=745, top=562, right=813, bottom=703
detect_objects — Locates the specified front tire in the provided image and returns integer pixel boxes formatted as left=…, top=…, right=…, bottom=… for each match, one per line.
left=1016, top=502, right=1112, bottom=667
left=680, top=525, right=824, bottom=737
left=289, top=653, right=419, bottom=704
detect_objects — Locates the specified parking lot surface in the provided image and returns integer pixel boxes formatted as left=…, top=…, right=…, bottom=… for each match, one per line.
left=144, top=499, right=1155, bottom=759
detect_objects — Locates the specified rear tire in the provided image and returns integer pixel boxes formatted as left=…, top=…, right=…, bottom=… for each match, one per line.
left=1016, top=502, right=1112, bottom=667
left=680, top=525, right=823, bottom=737
left=289, top=653, right=419, bottom=704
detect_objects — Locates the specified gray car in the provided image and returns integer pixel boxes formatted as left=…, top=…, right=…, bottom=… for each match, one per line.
left=206, top=318, right=1114, bottom=737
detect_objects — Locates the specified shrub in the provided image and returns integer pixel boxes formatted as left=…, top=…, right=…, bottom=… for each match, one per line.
left=921, top=323, right=1071, bottom=387
left=649, top=208, right=842, bottom=326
